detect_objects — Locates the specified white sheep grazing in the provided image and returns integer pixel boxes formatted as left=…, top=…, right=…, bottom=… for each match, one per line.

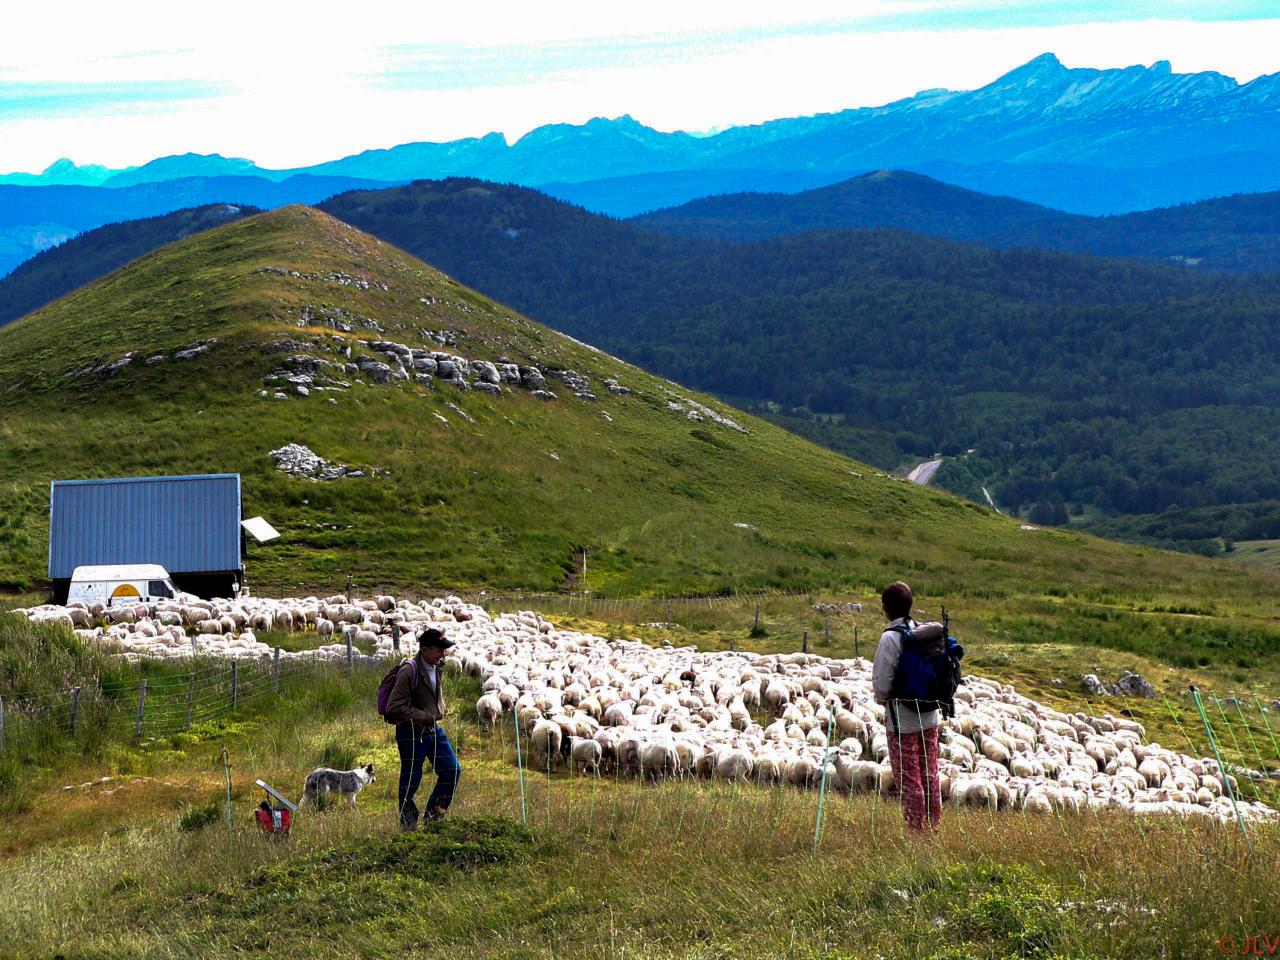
left=529, top=718, right=562, bottom=767
left=754, top=755, right=784, bottom=785
left=786, top=755, right=819, bottom=788
left=715, top=748, right=754, bottom=782
left=568, top=736, right=603, bottom=774
left=1023, top=791, right=1054, bottom=815
left=475, top=693, right=503, bottom=727
left=316, top=619, right=335, bottom=640
left=196, top=618, right=222, bottom=635
left=639, top=740, right=679, bottom=781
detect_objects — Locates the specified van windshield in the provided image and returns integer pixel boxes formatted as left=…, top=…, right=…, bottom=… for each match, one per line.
left=148, top=580, right=174, bottom=599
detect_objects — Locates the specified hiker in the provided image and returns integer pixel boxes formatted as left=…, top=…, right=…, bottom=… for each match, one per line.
left=385, top=627, right=461, bottom=829
left=872, top=580, right=943, bottom=831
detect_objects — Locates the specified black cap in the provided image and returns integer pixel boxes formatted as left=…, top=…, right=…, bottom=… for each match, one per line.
left=419, top=627, right=454, bottom=649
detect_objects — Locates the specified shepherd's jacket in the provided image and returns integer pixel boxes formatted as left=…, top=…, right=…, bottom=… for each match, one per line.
left=385, top=655, right=447, bottom=725
left=872, top=617, right=942, bottom=734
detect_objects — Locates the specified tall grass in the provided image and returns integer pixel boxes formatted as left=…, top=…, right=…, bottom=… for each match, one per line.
left=0, top=702, right=1275, bottom=959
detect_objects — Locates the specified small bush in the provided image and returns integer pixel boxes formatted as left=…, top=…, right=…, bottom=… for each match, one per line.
left=316, top=739, right=358, bottom=772
left=178, top=799, right=224, bottom=833
left=249, top=815, right=534, bottom=890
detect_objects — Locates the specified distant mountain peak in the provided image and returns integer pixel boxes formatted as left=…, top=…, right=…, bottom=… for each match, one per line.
left=42, top=158, right=79, bottom=174
left=999, top=52, right=1067, bottom=83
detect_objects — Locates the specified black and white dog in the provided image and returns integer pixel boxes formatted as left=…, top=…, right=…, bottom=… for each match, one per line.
left=300, top=763, right=376, bottom=807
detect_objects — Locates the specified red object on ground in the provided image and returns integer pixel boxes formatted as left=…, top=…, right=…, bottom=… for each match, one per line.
left=254, top=803, right=292, bottom=836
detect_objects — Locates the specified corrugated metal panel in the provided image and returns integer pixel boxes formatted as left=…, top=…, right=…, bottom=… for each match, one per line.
left=49, top=474, right=242, bottom=579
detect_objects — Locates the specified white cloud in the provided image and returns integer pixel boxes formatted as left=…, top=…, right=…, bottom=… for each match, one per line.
left=1, top=10, right=1277, bottom=172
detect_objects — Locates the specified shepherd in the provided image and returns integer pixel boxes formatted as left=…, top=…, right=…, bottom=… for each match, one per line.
left=382, top=627, right=461, bottom=830
left=872, top=580, right=960, bottom=832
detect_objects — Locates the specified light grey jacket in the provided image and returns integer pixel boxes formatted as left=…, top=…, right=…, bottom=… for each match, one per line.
left=872, top=617, right=942, bottom=734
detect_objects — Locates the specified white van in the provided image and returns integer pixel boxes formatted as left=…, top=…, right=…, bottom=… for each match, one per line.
left=67, top=564, right=191, bottom=606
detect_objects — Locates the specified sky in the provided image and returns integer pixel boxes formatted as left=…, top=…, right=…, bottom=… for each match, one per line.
left=2, top=1, right=1279, bottom=173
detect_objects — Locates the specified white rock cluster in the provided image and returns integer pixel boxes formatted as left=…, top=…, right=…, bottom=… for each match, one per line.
left=268, top=443, right=376, bottom=480
left=14, top=595, right=1274, bottom=824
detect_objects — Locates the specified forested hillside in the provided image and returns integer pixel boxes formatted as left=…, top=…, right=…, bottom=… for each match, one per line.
left=317, top=180, right=1280, bottom=553
left=633, top=171, right=1280, bottom=272
left=9, top=178, right=1279, bottom=555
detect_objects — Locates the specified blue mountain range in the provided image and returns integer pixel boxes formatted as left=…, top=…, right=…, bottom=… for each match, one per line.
left=3, top=53, right=1280, bottom=275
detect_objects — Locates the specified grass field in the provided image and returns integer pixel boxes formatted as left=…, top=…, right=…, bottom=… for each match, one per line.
left=2, top=616, right=1278, bottom=959
left=0, top=670, right=1275, bottom=957
left=1227, top=540, right=1280, bottom=570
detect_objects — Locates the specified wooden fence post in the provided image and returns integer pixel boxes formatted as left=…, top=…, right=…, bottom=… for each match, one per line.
left=346, top=633, right=354, bottom=668
left=854, top=626, right=860, bottom=659
left=392, top=622, right=401, bottom=654
left=185, top=673, right=195, bottom=731
left=667, top=600, right=673, bottom=626
left=0, top=695, right=5, bottom=754
left=273, top=647, right=281, bottom=693
left=230, top=661, right=238, bottom=711
left=802, top=631, right=808, bottom=654
left=346, top=574, right=353, bottom=603
left=824, top=613, right=830, bottom=646
left=134, top=679, right=148, bottom=742
left=753, top=605, right=760, bottom=632
left=70, top=686, right=81, bottom=736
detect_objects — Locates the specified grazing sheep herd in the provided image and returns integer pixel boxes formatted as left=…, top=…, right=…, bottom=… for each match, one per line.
left=13, top=593, right=1278, bottom=825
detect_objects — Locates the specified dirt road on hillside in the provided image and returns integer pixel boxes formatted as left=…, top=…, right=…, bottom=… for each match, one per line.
left=906, top=458, right=943, bottom=485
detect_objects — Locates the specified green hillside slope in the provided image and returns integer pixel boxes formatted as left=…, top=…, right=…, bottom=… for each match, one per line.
left=13, top=182, right=1280, bottom=558
left=2, top=205, right=1279, bottom=674
left=317, top=181, right=1280, bottom=552
left=0, top=203, right=258, bottom=326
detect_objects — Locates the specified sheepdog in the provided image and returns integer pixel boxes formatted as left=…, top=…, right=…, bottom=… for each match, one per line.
left=300, top=763, right=375, bottom=807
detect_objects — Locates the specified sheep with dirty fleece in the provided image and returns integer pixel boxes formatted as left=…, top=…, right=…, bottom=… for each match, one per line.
left=12, top=594, right=1277, bottom=824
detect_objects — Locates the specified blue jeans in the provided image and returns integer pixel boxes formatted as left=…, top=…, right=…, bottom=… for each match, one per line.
left=395, top=721, right=460, bottom=827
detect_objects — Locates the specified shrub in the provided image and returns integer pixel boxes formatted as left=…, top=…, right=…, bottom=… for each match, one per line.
left=178, top=799, right=224, bottom=833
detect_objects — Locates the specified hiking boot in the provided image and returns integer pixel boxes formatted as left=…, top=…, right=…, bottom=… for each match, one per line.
left=424, top=806, right=447, bottom=821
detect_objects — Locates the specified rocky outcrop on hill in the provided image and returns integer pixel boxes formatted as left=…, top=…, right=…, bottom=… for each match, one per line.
left=250, top=327, right=745, bottom=434
left=1082, top=670, right=1156, bottom=698
left=269, top=443, right=380, bottom=480
left=66, top=338, right=219, bottom=380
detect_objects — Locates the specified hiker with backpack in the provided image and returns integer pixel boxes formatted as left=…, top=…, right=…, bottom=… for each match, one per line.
left=872, top=580, right=963, bottom=832
left=379, top=627, right=461, bottom=830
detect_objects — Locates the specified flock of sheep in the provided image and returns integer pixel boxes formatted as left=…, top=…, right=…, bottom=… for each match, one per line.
left=14, top=593, right=1278, bottom=824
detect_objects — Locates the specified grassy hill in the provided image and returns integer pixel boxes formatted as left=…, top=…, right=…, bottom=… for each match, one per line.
left=2, top=205, right=1280, bottom=681
left=0, top=203, right=258, bottom=326
left=13, top=182, right=1280, bottom=557
left=318, top=180, right=1280, bottom=555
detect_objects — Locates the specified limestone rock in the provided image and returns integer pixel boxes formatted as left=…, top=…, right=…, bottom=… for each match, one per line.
left=357, top=356, right=396, bottom=384
left=1115, top=671, right=1156, bottom=698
